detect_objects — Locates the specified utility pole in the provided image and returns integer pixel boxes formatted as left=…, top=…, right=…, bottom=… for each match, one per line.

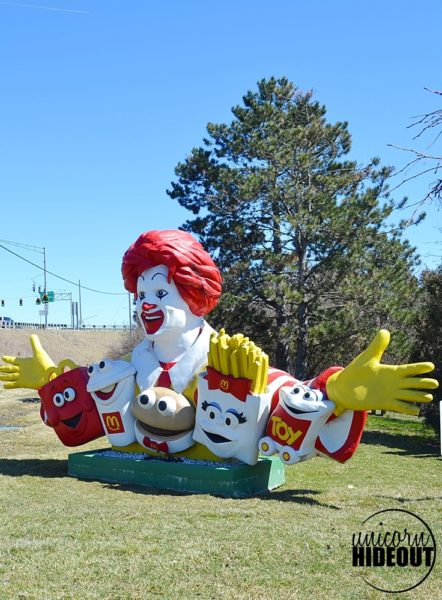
left=43, top=246, right=47, bottom=328
left=0, top=239, right=48, bottom=327
left=78, top=280, right=83, bottom=327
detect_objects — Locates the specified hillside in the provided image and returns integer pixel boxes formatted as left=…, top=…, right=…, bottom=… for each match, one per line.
left=0, top=328, right=141, bottom=366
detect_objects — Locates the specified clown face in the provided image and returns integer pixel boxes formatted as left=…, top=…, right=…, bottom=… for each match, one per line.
left=193, top=373, right=271, bottom=465
left=38, top=367, right=104, bottom=447
left=136, top=265, right=198, bottom=339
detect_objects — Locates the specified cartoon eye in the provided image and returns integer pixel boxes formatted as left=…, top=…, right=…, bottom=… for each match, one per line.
left=53, top=392, right=65, bottom=407
left=309, top=390, right=321, bottom=402
left=303, top=391, right=311, bottom=400
left=156, top=289, right=168, bottom=300
left=157, top=396, right=176, bottom=416
left=99, top=361, right=106, bottom=369
left=138, top=291, right=145, bottom=300
left=224, top=415, right=238, bottom=429
left=225, top=410, right=247, bottom=428
left=292, top=386, right=301, bottom=394
left=64, top=387, right=76, bottom=402
left=201, top=400, right=222, bottom=421
left=137, top=391, right=154, bottom=409
left=87, top=365, right=94, bottom=374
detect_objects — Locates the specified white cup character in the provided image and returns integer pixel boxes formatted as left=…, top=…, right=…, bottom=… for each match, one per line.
left=87, top=359, right=137, bottom=447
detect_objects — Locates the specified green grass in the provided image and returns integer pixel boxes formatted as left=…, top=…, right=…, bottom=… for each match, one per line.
left=1, top=389, right=441, bottom=600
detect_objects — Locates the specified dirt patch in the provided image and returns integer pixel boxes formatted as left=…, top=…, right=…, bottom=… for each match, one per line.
left=0, top=328, right=142, bottom=366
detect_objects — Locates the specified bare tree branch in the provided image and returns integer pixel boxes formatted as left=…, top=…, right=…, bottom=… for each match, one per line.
left=390, top=88, right=442, bottom=205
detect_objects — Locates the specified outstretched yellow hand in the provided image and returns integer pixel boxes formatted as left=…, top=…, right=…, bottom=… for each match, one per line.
left=326, top=330, right=438, bottom=416
left=0, top=334, right=56, bottom=390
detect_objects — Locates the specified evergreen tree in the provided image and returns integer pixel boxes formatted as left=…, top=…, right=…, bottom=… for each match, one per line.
left=412, top=267, right=442, bottom=433
left=168, top=77, right=420, bottom=377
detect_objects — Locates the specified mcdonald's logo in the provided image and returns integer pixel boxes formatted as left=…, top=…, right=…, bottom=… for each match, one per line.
left=103, top=411, right=125, bottom=434
left=220, top=379, right=229, bottom=391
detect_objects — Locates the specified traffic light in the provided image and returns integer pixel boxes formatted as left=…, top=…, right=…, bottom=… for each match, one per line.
left=36, top=298, right=41, bottom=305
left=42, top=294, right=49, bottom=304
left=19, top=299, right=23, bottom=306
left=1, top=300, right=4, bottom=307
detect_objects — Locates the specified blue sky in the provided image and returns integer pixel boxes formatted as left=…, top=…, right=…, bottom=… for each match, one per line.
left=0, top=0, right=441, bottom=327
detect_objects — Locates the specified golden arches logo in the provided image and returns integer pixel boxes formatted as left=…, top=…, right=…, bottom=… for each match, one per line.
left=104, top=413, right=123, bottom=433
left=220, top=379, right=229, bottom=391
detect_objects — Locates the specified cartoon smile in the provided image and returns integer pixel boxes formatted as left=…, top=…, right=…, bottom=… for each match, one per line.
left=93, top=384, right=117, bottom=401
left=141, top=309, right=164, bottom=334
left=282, top=401, right=320, bottom=415
left=136, top=420, right=188, bottom=438
left=61, top=412, right=83, bottom=429
left=202, top=429, right=232, bottom=444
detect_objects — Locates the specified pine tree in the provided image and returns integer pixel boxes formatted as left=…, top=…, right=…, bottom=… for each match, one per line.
left=412, top=267, right=442, bottom=433
left=168, top=77, right=420, bottom=377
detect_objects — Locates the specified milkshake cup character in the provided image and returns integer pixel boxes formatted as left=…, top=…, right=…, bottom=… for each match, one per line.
left=86, top=359, right=137, bottom=447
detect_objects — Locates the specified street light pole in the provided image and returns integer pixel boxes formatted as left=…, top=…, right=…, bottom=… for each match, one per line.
left=0, top=239, right=48, bottom=327
left=43, top=246, right=48, bottom=328
left=78, top=280, right=83, bottom=327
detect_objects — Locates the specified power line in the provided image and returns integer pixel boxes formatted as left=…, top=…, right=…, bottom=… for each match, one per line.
left=0, top=243, right=126, bottom=296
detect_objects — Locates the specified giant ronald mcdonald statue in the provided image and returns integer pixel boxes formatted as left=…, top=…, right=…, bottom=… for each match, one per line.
left=0, top=230, right=438, bottom=487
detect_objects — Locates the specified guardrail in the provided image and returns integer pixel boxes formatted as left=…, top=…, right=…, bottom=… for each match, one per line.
left=0, top=322, right=133, bottom=331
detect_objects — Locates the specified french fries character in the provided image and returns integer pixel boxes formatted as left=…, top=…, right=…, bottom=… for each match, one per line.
left=194, top=331, right=294, bottom=465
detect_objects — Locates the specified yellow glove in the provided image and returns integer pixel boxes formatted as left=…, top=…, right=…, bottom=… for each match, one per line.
left=0, top=334, right=56, bottom=390
left=326, top=330, right=438, bottom=416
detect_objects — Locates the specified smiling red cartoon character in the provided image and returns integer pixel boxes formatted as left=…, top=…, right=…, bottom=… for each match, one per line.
left=38, top=367, right=104, bottom=447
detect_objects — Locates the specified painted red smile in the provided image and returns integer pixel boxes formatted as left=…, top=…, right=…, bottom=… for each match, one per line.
left=141, top=309, right=164, bottom=334
left=94, top=384, right=117, bottom=401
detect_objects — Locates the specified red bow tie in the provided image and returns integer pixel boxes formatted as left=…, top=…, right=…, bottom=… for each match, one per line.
left=143, top=436, right=169, bottom=454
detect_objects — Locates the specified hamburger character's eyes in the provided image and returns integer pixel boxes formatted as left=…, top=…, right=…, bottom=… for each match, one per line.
left=137, top=391, right=155, bottom=409
left=156, top=396, right=176, bottom=416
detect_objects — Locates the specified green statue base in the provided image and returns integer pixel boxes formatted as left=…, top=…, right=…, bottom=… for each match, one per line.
left=68, top=450, right=285, bottom=498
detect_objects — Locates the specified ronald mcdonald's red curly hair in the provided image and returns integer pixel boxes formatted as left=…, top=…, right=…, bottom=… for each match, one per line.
left=121, top=230, right=222, bottom=317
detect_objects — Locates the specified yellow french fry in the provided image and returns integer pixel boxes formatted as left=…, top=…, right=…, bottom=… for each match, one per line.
left=230, top=349, right=240, bottom=378
left=250, top=360, right=262, bottom=394
left=219, top=333, right=230, bottom=375
left=209, top=333, right=221, bottom=371
left=247, top=344, right=259, bottom=373
left=260, top=353, right=269, bottom=393
left=237, top=345, right=249, bottom=380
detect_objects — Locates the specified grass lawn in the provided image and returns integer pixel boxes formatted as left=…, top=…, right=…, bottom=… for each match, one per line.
left=0, top=388, right=441, bottom=600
